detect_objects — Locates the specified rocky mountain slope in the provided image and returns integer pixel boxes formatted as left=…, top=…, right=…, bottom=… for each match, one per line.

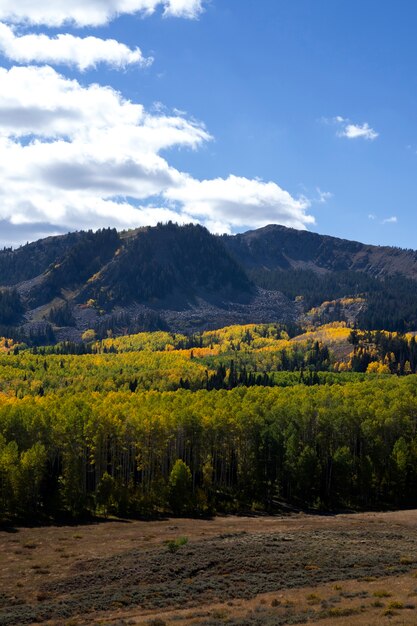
left=223, top=224, right=417, bottom=277
left=1, top=222, right=417, bottom=343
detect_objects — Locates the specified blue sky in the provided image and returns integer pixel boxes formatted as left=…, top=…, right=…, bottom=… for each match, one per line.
left=0, top=0, right=416, bottom=248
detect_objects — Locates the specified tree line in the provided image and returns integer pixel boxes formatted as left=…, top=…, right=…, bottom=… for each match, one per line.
left=2, top=377, right=417, bottom=522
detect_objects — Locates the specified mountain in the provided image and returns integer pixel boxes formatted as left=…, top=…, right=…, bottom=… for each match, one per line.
left=1, top=222, right=417, bottom=344
left=0, top=230, right=87, bottom=286
left=223, top=225, right=417, bottom=332
left=223, top=224, right=417, bottom=277
left=80, top=223, right=252, bottom=308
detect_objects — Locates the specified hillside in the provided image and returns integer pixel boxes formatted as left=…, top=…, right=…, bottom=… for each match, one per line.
left=80, top=222, right=252, bottom=308
left=223, top=224, right=417, bottom=277
left=1, top=222, right=417, bottom=344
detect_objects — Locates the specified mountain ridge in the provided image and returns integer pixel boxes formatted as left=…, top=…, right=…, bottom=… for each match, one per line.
left=223, top=224, right=417, bottom=277
left=1, top=222, right=417, bottom=343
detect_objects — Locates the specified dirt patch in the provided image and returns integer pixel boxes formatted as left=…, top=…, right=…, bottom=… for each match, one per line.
left=1, top=510, right=417, bottom=625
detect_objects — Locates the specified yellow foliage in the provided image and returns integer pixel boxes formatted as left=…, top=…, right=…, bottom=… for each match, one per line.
left=367, top=362, right=390, bottom=374
left=0, top=337, right=14, bottom=353
left=82, top=329, right=96, bottom=342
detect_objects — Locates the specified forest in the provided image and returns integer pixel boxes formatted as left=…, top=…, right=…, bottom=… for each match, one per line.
left=1, top=322, right=417, bottom=523
left=250, top=267, right=417, bottom=331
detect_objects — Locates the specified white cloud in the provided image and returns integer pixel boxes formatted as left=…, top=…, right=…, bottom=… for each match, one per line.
left=340, top=123, right=378, bottom=141
left=0, top=0, right=205, bottom=27
left=0, top=66, right=209, bottom=150
left=0, top=23, right=152, bottom=70
left=333, top=116, right=378, bottom=141
left=0, top=65, right=205, bottom=234
left=165, top=175, right=315, bottom=232
left=369, top=214, right=398, bottom=225
left=316, top=187, right=332, bottom=204
left=163, top=0, right=205, bottom=18
left=0, top=65, right=315, bottom=245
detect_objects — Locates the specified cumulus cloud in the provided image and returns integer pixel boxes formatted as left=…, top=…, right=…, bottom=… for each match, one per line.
left=334, top=116, right=379, bottom=141
left=0, top=0, right=205, bottom=27
left=0, top=66, right=209, bottom=149
left=0, top=23, right=152, bottom=70
left=0, top=66, right=204, bottom=236
left=165, top=175, right=315, bottom=232
left=0, top=65, right=314, bottom=245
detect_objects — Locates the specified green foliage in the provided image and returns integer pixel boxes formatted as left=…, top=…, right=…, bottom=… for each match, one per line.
left=95, top=472, right=116, bottom=516
left=1, top=377, right=417, bottom=521
left=17, top=442, right=47, bottom=516
left=166, top=536, right=188, bottom=553
left=1, top=323, right=417, bottom=522
left=168, top=460, right=193, bottom=515
left=0, top=436, right=19, bottom=516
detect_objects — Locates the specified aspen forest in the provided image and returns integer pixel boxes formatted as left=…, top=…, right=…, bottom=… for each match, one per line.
left=1, top=322, right=417, bottom=523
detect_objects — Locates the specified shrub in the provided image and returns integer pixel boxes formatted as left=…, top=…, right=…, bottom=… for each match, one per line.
left=166, top=536, right=188, bottom=553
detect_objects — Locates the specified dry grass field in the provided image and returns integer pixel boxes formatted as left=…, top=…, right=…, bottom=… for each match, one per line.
left=2, top=510, right=417, bottom=625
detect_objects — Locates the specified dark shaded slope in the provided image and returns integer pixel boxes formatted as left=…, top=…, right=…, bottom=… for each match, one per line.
left=26, top=228, right=120, bottom=307
left=0, top=289, right=24, bottom=325
left=81, top=222, right=253, bottom=309
left=223, top=224, right=417, bottom=277
left=0, top=231, right=87, bottom=286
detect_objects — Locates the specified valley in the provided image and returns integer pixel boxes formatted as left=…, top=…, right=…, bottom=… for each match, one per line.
left=2, top=225, right=417, bottom=625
